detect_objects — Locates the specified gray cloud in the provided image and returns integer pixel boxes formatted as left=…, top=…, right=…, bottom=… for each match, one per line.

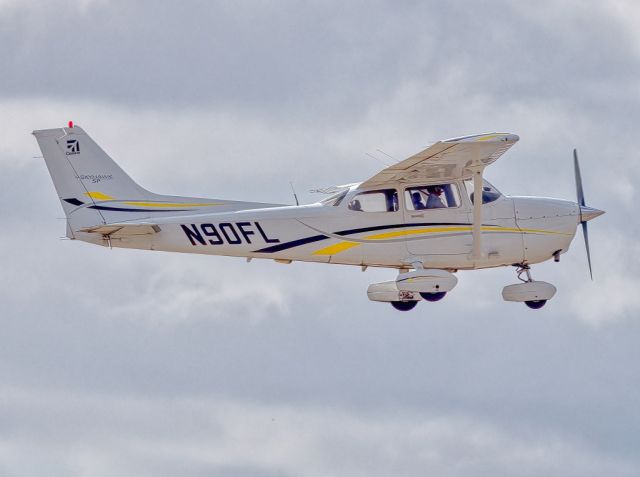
left=3, top=1, right=638, bottom=123
left=1, top=388, right=638, bottom=477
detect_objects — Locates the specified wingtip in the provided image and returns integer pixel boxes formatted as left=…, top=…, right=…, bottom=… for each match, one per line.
left=443, top=132, right=519, bottom=143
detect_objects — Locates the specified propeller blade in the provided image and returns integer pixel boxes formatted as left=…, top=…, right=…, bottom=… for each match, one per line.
left=574, top=149, right=585, bottom=207
left=581, top=221, right=593, bottom=280
left=574, top=148, right=599, bottom=280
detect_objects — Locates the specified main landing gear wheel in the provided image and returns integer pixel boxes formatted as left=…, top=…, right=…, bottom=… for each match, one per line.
left=419, top=292, right=447, bottom=302
left=525, top=300, right=547, bottom=309
left=391, top=301, right=418, bottom=311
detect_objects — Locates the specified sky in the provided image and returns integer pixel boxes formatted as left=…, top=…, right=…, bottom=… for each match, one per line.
left=1, top=1, right=639, bottom=475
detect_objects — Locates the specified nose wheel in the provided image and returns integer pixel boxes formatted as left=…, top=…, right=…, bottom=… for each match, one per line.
left=502, top=264, right=557, bottom=309
left=517, top=265, right=547, bottom=309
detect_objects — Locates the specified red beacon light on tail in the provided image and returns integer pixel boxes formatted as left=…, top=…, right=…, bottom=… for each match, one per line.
left=68, top=121, right=74, bottom=128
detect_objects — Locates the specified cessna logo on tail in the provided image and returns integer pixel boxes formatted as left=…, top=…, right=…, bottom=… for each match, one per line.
left=66, top=139, right=80, bottom=155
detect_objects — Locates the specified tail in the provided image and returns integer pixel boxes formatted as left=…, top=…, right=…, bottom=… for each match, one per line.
left=33, top=125, right=280, bottom=238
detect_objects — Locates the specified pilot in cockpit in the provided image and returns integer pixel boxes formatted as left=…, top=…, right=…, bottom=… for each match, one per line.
left=411, top=191, right=425, bottom=210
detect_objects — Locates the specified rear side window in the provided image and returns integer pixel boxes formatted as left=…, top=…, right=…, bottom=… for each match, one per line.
left=348, top=189, right=398, bottom=212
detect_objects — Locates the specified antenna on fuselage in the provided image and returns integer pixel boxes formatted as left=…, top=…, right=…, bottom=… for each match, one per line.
left=376, top=148, right=400, bottom=163
left=365, top=152, right=391, bottom=167
left=289, top=181, right=300, bottom=206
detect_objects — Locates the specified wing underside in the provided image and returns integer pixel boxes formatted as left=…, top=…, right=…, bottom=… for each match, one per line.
left=360, top=132, right=519, bottom=188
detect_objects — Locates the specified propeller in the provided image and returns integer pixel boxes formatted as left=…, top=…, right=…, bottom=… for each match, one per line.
left=573, top=149, right=604, bottom=280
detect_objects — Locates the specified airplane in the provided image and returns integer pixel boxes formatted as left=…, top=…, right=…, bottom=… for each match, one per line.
left=33, top=123, right=604, bottom=311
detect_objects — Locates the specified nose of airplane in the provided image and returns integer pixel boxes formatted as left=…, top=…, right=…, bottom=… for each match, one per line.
left=579, top=205, right=605, bottom=222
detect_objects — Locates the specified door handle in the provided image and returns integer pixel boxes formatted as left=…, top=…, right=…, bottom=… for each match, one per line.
left=410, top=213, right=424, bottom=218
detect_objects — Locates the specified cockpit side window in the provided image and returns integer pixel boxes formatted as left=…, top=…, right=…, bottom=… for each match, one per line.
left=464, top=179, right=502, bottom=205
left=347, top=189, right=398, bottom=212
left=404, top=183, right=460, bottom=210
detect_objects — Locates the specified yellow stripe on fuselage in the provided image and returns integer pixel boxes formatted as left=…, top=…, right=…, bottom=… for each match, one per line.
left=121, top=201, right=224, bottom=207
left=311, top=225, right=572, bottom=256
left=365, top=226, right=571, bottom=240
left=517, top=227, right=572, bottom=236
left=83, top=192, right=222, bottom=207
left=312, top=241, right=360, bottom=255
left=365, top=226, right=472, bottom=240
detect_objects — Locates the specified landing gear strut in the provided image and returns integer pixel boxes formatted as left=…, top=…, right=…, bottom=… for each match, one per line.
left=516, top=263, right=533, bottom=282
left=516, top=265, right=546, bottom=309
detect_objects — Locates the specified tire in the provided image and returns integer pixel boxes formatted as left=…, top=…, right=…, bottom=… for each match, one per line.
left=525, top=300, right=547, bottom=309
left=391, top=301, right=418, bottom=311
left=419, top=292, right=447, bottom=302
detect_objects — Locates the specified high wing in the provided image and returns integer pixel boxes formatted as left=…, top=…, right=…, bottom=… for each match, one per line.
left=360, top=132, right=519, bottom=188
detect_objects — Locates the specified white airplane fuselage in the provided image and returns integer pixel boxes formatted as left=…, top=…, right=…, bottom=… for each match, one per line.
left=77, top=186, right=580, bottom=271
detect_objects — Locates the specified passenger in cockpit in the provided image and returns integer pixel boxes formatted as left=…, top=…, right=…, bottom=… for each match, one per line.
left=426, top=186, right=446, bottom=208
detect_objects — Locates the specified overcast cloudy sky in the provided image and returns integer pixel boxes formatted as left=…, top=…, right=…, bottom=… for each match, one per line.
left=1, top=1, right=639, bottom=476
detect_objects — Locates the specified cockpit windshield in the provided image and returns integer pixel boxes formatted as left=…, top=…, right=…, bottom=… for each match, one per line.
left=464, top=179, right=502, bottom=205
left=320, top=189, right=349, bottom=206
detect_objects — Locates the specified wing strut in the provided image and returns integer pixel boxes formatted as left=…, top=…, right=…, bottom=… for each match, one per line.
left=469, top=164, right=485, bottom=261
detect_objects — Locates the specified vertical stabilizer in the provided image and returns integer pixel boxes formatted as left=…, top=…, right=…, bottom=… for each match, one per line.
left=33, top=125, right=283, bottom=239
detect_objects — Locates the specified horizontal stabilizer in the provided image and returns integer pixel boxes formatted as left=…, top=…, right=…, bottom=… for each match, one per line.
left=79, top=223, right=161, bottom=237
